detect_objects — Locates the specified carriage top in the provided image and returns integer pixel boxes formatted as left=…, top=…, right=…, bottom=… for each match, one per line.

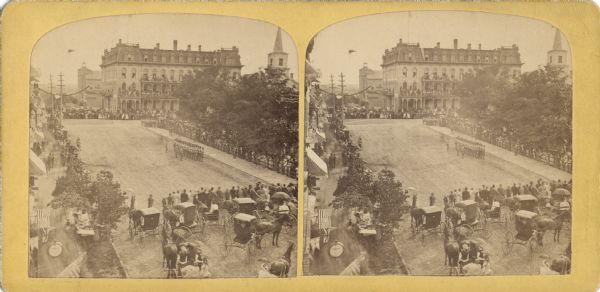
left=234, top=213, right=257, bottom=222
left=516, top=194, right=538, bottom=202
left=137, top=207, right=160, bottom=216
left=233, top=198, right=256, bottom=205
left=174, top=202, right=196, bottom=210
left=515, top=210, right=537, bottom=219
left=455, top=200, right=477, bottom=208
left=420, top=205, right=442, bottom=214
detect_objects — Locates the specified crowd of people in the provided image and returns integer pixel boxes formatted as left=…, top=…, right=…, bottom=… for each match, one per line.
left=153, top=118, right=297, bottom=179
left=438, top=178, right=572, bottom=211
left=63, top=108, right=177, bottom=121
left=344, top=108, right=430, bottom=120
left=439, top=116, right=572, bottom=172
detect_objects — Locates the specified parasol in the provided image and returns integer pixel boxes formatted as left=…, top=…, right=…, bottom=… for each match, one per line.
left=552, top=188, right=571, bottom=197
left=271, top=192, right=291, bottom=201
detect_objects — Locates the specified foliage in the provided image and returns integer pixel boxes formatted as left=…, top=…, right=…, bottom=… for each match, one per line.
left=89, top=171, right=128, bottom=230
left=331, top=141, right=408, bottom=228
left=455, top=65, right=572, bottom=151
left=50, top=146, right=126, bottom=231
left=174, top=67, right=298, bottom=154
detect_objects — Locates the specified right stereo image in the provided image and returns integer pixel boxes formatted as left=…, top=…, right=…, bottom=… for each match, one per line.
left=303, top=11, right=572, bottom=276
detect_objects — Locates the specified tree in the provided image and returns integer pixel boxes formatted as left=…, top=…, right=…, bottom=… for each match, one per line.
left=454, top=65, right=512, bottom=122
left=371, top=169, right=408, bottom=229
left=90, top=170, right=128, bottom=231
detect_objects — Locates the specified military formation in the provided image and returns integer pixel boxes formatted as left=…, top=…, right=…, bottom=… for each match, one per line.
left=455, top=137, right=485, bottom=159
left=173, top=138, right=204, bottom=161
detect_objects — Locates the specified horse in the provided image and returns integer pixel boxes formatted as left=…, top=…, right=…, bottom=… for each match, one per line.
left=254, top=215, right=286, bottom=248
left=444, top=207, right=461, bottom=227
left=163, top=209, right=180, bottom=230
left=553, top=212, right=569, bottom=243
left=161, top=225, right=178, bottom=279
left=410, top=207, right=425, bottom=235
left=453, top=224, right=474, bottom=242
left=129, top=209, right=143, bottom=236
left=442, top=222, right=460, bottom=275
left=266, top=242, right=295, bottom=277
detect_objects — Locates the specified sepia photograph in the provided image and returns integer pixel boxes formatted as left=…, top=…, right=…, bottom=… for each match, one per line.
left=28, top=14, right=299, bottom=279
left=304, top=11, right=572, bottom=276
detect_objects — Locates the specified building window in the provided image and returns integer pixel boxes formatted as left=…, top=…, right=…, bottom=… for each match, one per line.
left=402, top=82, right=407, bottom=90
left=170, top=70, right=175, bottom=81
left=493, top=56, right=497, bottom=63
left=485, top=55, right=489, bottom=63
left=205, top=58, right=209, bottom=64
left=459, top=69, right=464, bottom=80
left=402, top=67, right=407, bottom=77
left=179, top=55, right=184, bottom=63
left=558, top=56, right=563, bottom=64
left=549, top=56, right=553, bottom=64
left=476, top=55, right=481, bottom=62
left=161, top=69, right=166, bottom=80
left=127, top=54, right=133, bottom=61
left=425, top=55, right=429, bottom=61
left=162, top=56, right=167, bottom=63
left=188, top=56, right=193, bottom=63
left=412, top=68, right=417, bottom=78
left=131, top=68, right=136, bottom=79
left=143, top=69, right=148, bottom=80
left=408, top=53, right=413, bottom=61
left=196, top=57, right=200, bottom=64
left=179, top=70, right=183, bottom=81
left=122, top=68, right=127, bottom=79
left=131, top=83, right=136, bottom=90
left=153, top=55, right=158, bottom=62
left=121, top=82, right=126, bottom=91
left=213, top=58, right=217, bottom=65
left=279, top=58, right=284, bottom=66
left=513, top=70, right=519, bottom=78
left=450, top=68, right=455, bottom=79
left=152, top=69, right=157, bottom=80
left=144, top=55, right=148, bottom=62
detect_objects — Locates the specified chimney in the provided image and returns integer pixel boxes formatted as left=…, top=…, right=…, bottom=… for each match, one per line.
left=478, top=44, right=482, bottom=50
left=453, top=39, right=458, bottom=49
left=118, top=39, right=122, bottom=44
left=198, top=45, right=202, bottom=51
left=156, top=43, right=160, bottom=49
left=399, top=38, right=403, bottom=44
left=467, top=43, right=471, bottom=50
left=173, top=40, right=178, bottom=50
left=187, top=44, right=191, bottom=51
left=436, top=42, right=440, bottom=48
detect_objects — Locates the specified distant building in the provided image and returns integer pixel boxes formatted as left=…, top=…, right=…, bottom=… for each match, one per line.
left=381, top=38, right=523, bottom=111
left=358, top=63, right=390, bottom=109
left=547, top=28, right=572, bottom=82
left=267, top=28, right=291, bottom=79
left=77, top=63, right=102, bottom=90
left=100, top=39, right=243, bottom=112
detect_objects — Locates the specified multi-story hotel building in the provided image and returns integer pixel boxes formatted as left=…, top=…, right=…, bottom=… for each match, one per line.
left=99, top=39, right=243, bottom=112
left=380, top=38, right=523, bottom=111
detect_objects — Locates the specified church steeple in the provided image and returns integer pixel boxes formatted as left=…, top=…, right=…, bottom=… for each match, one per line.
left=273, top=28, right=284, bottom=53
left=552, top=28, right=563, bottom=51
left=267, top=27, right=289, bottom=78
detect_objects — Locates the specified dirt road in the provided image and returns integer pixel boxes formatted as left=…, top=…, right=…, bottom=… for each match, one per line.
left=345, top=119, right=571, bottom=275
left=63, top=119, right=296, bottom=278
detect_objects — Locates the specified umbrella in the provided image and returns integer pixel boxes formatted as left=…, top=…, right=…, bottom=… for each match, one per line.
left=552, top=188, right=571, bottom=197
left=407, top=187, right=416, bottom=191
left=271, top=192, right=291, bottom=201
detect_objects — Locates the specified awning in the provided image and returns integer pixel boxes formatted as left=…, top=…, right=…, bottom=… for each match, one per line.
left=306, top=147, right=328, bottom=177
left=30, top=150, right=47, bottom=176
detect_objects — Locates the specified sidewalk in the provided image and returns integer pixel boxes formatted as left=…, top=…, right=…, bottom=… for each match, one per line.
left=428, top=125, right=572, bottom=181
left=145, top=127, right=296, bottom=185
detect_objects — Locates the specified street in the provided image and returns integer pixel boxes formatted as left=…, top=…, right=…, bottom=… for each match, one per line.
left=344, top=119, right=571, bottom=275
left=63, top=119, right=296, bottom=278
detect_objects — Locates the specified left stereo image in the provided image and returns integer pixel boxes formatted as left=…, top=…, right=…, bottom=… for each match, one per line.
left=28, top=13, right=299, bottom=279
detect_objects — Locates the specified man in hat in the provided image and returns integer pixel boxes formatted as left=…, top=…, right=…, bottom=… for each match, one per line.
left=148, top=194, right=154, bottom=208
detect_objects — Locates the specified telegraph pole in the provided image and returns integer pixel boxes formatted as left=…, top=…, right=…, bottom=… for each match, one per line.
left=49, top=74, right=54, bottom=111
left=330, top=74, right=335, bottom=94
left=58, top=72, right=65, bottom=112
left=339, top=72, right=345, bottom=94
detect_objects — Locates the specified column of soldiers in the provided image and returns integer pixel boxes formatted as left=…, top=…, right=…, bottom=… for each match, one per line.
left=455, top=137, right=485, bottom=159
left=174, top=138, right=204, bottom=161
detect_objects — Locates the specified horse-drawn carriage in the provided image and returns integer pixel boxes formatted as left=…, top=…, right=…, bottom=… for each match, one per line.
left=516, top=194, right=539, bottom=213
left=233, top=197, right=257, bottom=215
left=411, top=206, right=443, bottom=243
left=455, top=200, right=490, bottom=239
left=129, top=207, right=161, bottom=241
left=502, top=210, right=541, bottom=259
left=172, top=202, right=204, bottom=234
left=223, top=213, right=258, bottom=257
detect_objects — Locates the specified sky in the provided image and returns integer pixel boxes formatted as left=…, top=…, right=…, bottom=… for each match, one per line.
left=31, top=14, right=298, bottom=86
left=309, top=11, right=571, bottom=85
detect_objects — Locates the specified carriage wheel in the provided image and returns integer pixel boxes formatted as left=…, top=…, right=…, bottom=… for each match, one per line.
left=502, top=231, right=513, bottom=255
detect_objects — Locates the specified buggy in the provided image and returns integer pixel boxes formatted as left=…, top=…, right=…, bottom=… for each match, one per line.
left=412, top=206, right=443, bottom=243
left=455, top=200, right=490, bottom=239
left=129, top=207, right=161, bottom=240
left=233, top=197, right=257, bottom=215
left=223, top=213, right=258, bottom=257
left=516, top=194, right=538, bottom=213
left=502, top=210, right=541, bottom=259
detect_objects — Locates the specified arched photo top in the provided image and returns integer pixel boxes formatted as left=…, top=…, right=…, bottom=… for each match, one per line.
left=31, top=13, right=298, bottom=87
left=307, top=11, right=571, bottom=86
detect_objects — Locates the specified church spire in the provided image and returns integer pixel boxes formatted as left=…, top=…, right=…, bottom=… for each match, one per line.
left=273, top=27, right=284, bottom=53
left=553, top=28, right=563, bottom=51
